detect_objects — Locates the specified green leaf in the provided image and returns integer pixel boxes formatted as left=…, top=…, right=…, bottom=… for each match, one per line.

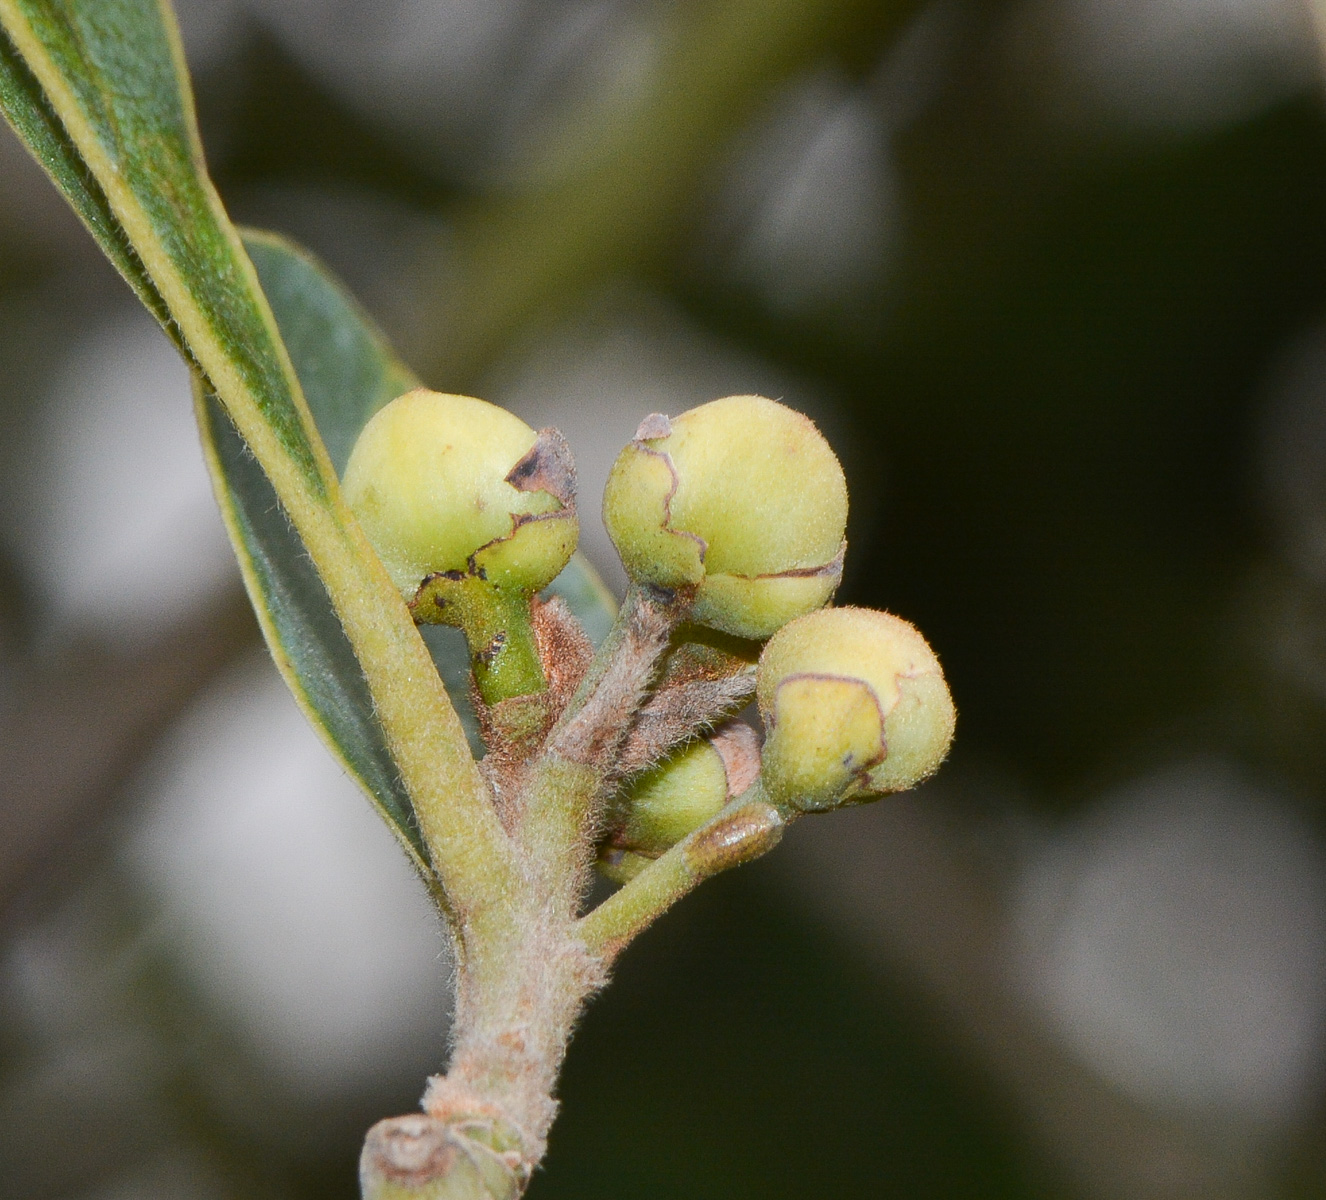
left=197, top=380, right=434, bottom=866
left=0, top=0, right=615, bottom=901
left=0, top=2, right=438, bottom=866
left=0, top=0, right=526, bottom=917
left=0, top=20, right=172, bottom=337
left=0, top=0, right=327, bottom=491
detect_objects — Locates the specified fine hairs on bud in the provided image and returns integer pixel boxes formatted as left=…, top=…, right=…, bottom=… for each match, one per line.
left=600, top=720, right=760, bottom=882
left=613, top=637, right=757, bottom=776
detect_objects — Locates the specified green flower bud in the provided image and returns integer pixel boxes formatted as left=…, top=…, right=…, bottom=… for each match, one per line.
left=343, top=389, right=577, bottom=601
left=620, top=738, right=730, bottom=856
left=599, top=724, right=760, bottom=882
left=757, top=607, right=954, bottom=812
left=602, top=396, right=847, bottom=639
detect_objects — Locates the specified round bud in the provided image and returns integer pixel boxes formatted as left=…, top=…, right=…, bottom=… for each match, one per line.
left=757, top=607, right=954, bottom=811
left=617, top=738, right=730, bottom=857
left=343, top=389, right=577, bottom=600
left=602, top=396, right=847, bottom=638
left=599, top=723, right=760, bottom=883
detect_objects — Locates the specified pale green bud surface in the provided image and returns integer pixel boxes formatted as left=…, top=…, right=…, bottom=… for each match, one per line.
left=602, top=396, right=847, bottom=638
left=619, top=738, right=730, bottom=856
left=757, top=606, right=955, bottom=811
left=343, top=389, right=574, bottom=599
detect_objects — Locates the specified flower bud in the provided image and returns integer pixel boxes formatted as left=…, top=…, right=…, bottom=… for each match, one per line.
left=757, top=607, right=954, bottom=811
left=602, top=396, right=846, bottom=639
left=343, top=389, right=577, bottom=601
left=618, top=738, right=730, bottom=857
left=599, top=724, right=760, bottom=882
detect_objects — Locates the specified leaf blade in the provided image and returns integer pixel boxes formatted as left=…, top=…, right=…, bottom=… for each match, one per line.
left=0, top=0, right=328, bottom=492
left=0, top=0, right=520, bottom=917
left=0, top=19, right=172, bottom=335
left=195, top=379, right=432, bottom=869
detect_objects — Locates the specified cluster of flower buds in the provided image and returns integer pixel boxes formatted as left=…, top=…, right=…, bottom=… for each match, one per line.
left=344, top=387, right=955, bottom=879
left=595, top=395, right=954, bottom=864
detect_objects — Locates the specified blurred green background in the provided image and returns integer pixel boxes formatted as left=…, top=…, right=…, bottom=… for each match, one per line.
left=5, top=0, right=1326, bottom=1196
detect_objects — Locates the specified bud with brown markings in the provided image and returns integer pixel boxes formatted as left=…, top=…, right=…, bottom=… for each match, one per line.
left=602, top=396, right=847, bottom=639
left=757, top=606, right=955, bottom=812
left=344, top=389, right=579, bottom=703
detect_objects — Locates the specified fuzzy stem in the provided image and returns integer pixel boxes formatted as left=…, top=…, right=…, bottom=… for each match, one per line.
left=358, top=590, right=691, bottom=1200
left=517, top=584, right=683, bottom=900
left=550, top=584, right=680, bottom=739
left=363, top=898, right=606, bottom=1199
left=576, top=783, right=786, bottom=961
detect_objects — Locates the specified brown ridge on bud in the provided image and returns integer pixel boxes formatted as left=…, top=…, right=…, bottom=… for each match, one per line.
left=602, top=395, right=848, bottom=639
left=757, top=607, right=955, bottom=812
left=345, top=390, right=578, bottom=602
left=505, top=427, right=576, bottom=506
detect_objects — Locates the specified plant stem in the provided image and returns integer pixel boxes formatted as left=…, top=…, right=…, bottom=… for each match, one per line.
left=363, top=898, right=605, bottom=1198
left=517, top=584, right=682, bottom=899
left=459, top=589, right=547, bottom=707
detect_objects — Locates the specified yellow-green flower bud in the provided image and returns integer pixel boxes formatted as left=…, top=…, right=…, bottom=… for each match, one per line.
left=757, top=607, right=954, bottom=812
left=602, top=396, right=847, bottom=639
left=620, top=738, right=730, bottom=856
left=599, top=723, right=760, bottom=882
left=343, top=389, right=577, bottom=601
